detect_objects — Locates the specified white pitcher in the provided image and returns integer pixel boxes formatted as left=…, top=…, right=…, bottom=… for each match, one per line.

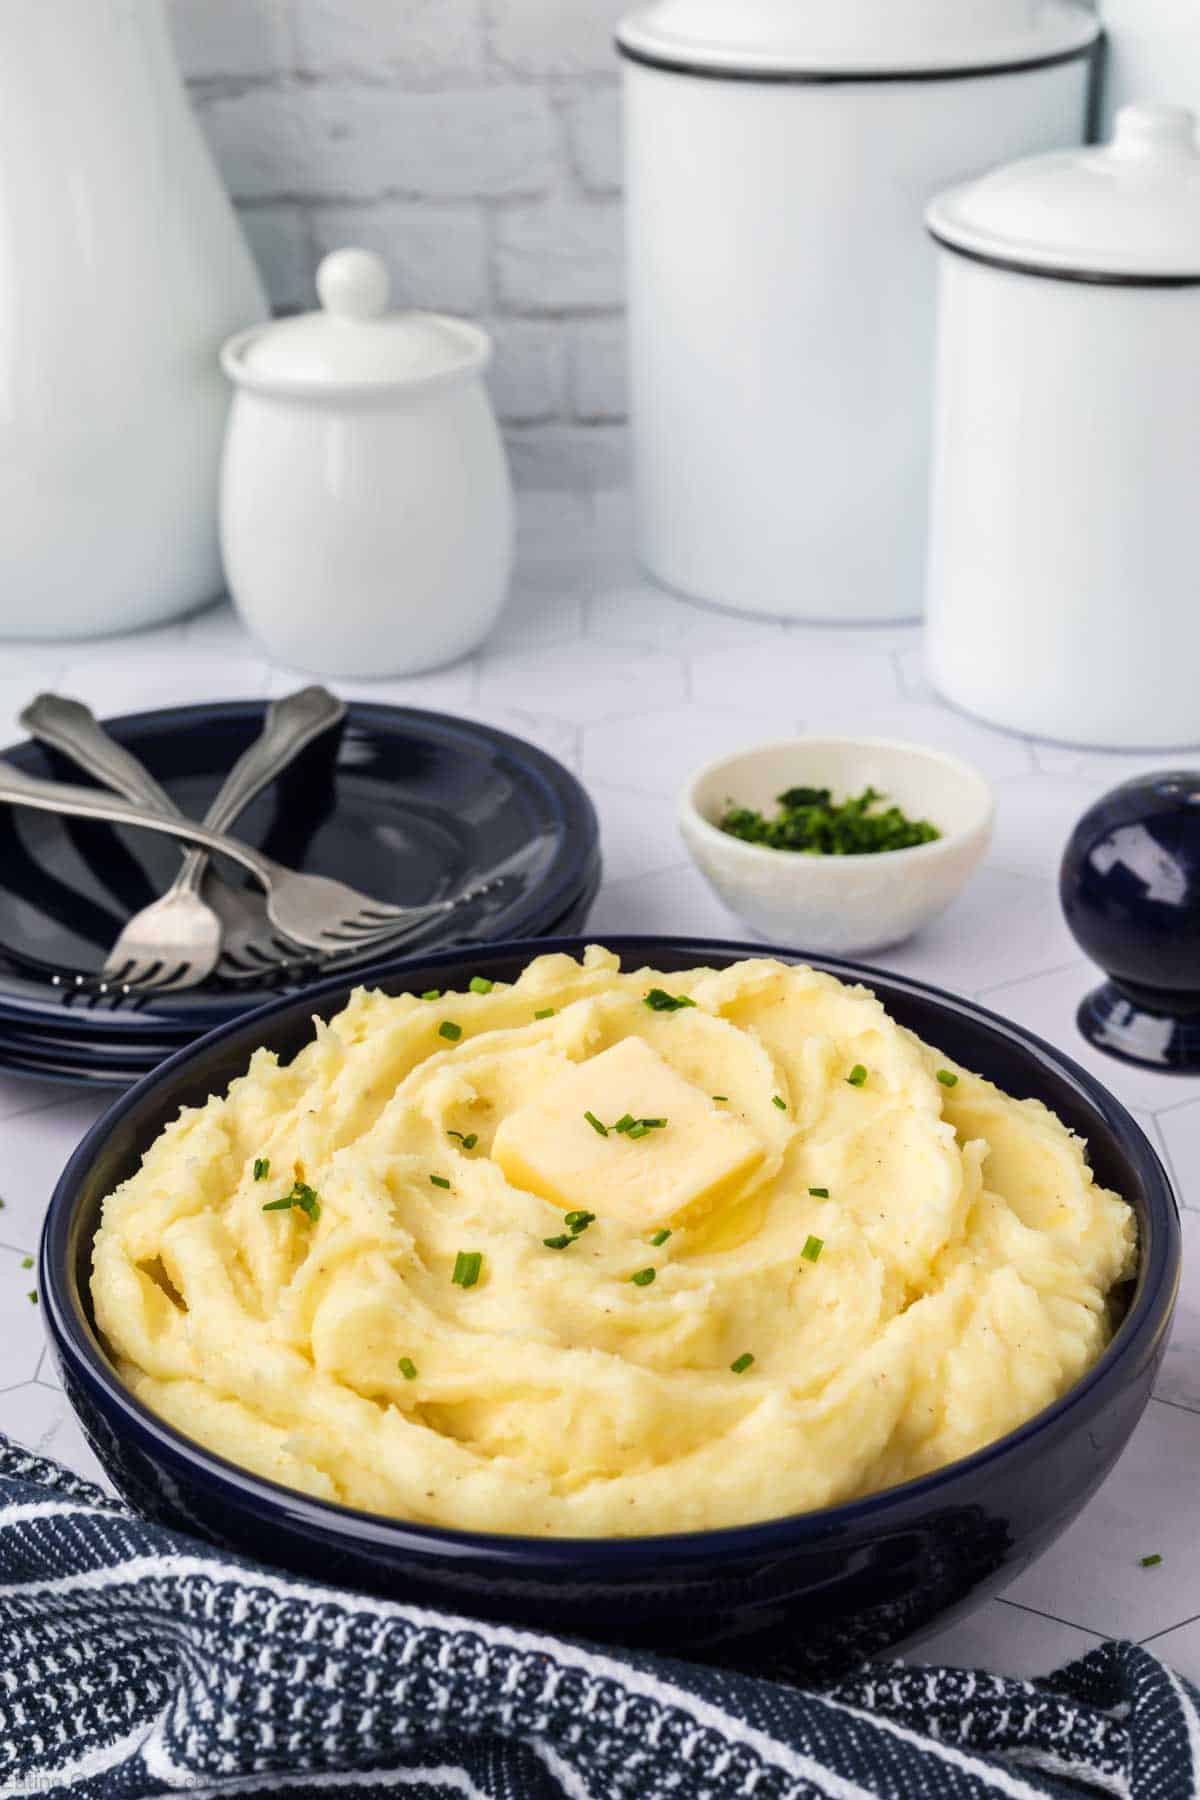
left=0, top=0, right=267, bottom=639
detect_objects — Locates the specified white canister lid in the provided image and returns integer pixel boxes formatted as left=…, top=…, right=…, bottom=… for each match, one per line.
left=615, top=0, right=1098, bottom=79
left=928, top=104, right=1200, bottom=282
left=221, top=249, right=493, bottom=397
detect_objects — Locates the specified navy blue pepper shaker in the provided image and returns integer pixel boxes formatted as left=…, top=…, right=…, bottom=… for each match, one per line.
left=1061, top=772, right=1200, bottom=1072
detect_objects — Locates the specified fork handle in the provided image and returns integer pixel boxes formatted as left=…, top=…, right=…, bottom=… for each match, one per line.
left=177, top=686, right=346, bottom=895
left=0, top=762, right=281, bottom=889
left=22, top=687, right=347, bottom=896
left=195, top=688, right=346, bottom=838
left=20, top=694, right=180, bottom=816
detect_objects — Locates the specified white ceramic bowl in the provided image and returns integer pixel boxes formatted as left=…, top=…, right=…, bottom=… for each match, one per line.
left=680, top=737, right=994, bottom=955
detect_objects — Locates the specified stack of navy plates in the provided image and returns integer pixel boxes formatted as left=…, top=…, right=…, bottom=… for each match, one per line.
left=0, top=701, right=600, bottom=1089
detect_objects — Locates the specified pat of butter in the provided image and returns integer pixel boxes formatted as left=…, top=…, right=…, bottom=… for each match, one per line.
left=491, top=1036, right=763, bottom=1228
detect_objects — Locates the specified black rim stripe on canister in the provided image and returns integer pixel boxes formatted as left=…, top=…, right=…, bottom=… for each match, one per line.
left=614, top=35, right=1098, bottom=84
left=927, top=229, right=1200, bottom=289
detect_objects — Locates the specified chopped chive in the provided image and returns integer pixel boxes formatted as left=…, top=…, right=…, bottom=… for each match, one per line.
left=808, top=1187, right=830, bottom=1199
left=613, top=1112, right=637, bottom=1134
left=565, top=1210, right=595, bottom=1234
left=584, top=1110, right=609, bottom=1137
left=293, top=1184, right=321, bottom=1222
left=937, top=1069, right=959, bottom=1088
left=801, top=1235, right=825, bottom=1263
left=398, top=1357, right=418, bottom=1381
left=27, top=1290, right=36, bottom=1305
left=421, top=989, right=440, bottom=1001
left=629, top=1267, right=656, bottom=1287
left=847, top=1065, right=868, bottom=1088
left=712, top=1095, right=728, bottom=1103
left=0, top=1198, right=6, bottom=1209
left=535, top=1008, right=555, bottom=1020
left=772, top=1095, right=787, bottom=1111
left=649, top=1228, right=672, bottom=1247
left=430, top=1174, right=451, bottom=1191
left=447, top=1130, right=478, bottom=1151
left=543, top=1233, right=573, bottom=1249
left=452, top=1250, right=482, bottom=1289
left=469, top=976, right=494, bottom=995
left=643, top=988, right=695, bottom=1013
left=262, top=1181, right=321, bottom=1222
left=438, top=1020, right=462, bottom=1042
left=627, top=1116, right=668, bottom=1140
left=1140, top=1553, right=1163, bottom=1568
left=21, top=1256, right=32, bottom=1270
left=253, top=1157, right=270, bottom=1182
left=730, top=1352, right=755, bottom=1375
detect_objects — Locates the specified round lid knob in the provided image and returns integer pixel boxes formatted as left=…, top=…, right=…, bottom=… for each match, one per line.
left=316, top=248, right=392, bottom=321
left=1111, top=102, right=1198, bottom=161
left=222, top=244, right=494, bottom=395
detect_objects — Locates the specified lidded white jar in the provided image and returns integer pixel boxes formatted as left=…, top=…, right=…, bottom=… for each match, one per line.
left=926, top=105, right=1200, bottom=749
left=617, top=0, right=1099, bottom=623
left=220, top=249, right=513, bottom=679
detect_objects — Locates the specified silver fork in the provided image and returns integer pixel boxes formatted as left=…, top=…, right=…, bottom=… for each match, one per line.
left=0, top=761, right=496, bottom=956
left=21, top=689, right=346, bottom=992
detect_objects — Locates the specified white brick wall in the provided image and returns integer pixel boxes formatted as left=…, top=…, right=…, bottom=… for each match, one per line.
left=171, top=0, right=629, bottom=485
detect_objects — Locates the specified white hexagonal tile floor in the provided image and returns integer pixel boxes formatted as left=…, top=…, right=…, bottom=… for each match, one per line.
left=2, top=486, right=1198, bottom=1687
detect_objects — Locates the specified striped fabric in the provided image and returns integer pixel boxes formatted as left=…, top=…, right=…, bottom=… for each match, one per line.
left=1, top=1436, right=1196, bottom=1799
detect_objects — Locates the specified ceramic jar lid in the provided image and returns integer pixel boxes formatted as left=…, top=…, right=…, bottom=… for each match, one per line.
left=615, top=0, right=1098, bottom=79
left=221, top=249, right=493, bottom=398
left=929, top=104, right=1200, bottom=282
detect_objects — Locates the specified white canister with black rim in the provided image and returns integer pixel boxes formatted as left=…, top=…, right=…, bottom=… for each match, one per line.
left=925, top=104, right=1200, bottom=749
left=617, top=0, right=1099, bottom=623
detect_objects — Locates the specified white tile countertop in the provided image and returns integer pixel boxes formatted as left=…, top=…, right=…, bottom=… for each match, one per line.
left=2, top=486, right=1198, bottom=1684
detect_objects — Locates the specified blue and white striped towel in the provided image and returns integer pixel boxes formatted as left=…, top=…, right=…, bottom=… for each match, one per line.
left=1, top=1434, right=1195, bottom=1799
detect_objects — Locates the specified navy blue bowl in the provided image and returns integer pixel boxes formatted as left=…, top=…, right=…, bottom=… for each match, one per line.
left=41, top=936, right=1180, bottom=1677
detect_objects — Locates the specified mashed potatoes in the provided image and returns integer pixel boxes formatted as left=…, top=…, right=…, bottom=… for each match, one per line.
left=91, top=949, right=1136, bottom=1537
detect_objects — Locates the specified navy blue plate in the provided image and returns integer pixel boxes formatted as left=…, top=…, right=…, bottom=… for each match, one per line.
left=42, top=935, right=1179, bottom=1674
left=0, top=702, right=599, bottom=1038
left=0, top=864, right=600, bottom=1087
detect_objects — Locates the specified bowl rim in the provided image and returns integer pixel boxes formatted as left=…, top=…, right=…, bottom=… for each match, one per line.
left=42, top=932, right=1179, bottom=1569
left=680, top=735, right=996, bottom=872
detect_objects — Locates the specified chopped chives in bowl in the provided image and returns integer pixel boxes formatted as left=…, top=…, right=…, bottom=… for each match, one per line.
left=718, top=785, right=940, bottom=856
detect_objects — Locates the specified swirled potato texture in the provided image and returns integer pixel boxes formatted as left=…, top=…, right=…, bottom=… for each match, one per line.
left=91, top=948, right=1136, bottom=1536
